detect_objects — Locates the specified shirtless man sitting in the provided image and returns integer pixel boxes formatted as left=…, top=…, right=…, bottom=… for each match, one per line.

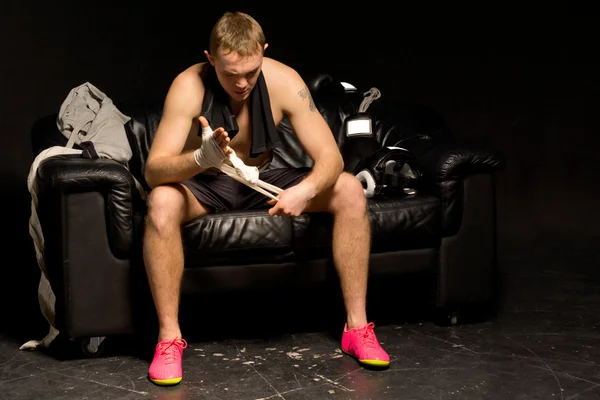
left=143, top=11, right=390, bottom=386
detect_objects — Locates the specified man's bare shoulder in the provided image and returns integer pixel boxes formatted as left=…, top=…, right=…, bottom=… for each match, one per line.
left=262, top=57, right=307, bottom=113
left=164, top=62, right=209, bottom=115
left=262, top=57, right=302, bottom=86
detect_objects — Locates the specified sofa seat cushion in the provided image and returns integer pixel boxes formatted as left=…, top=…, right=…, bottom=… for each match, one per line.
left=368, top=194, right=442, bottom=251
left=182, top=193, right=442, bottom=267
left=292, top=193, right=442, bottom=258
left=183, top=209, right=295, bottom=267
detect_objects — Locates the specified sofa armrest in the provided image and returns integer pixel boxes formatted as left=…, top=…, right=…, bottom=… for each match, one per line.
left=36, top=154, right=142, bottom=258
left=401, top=138, right=505, bottom=237
left=34, top=154, right=144, bottom=338
left=413, top=139, right=505, bottom=184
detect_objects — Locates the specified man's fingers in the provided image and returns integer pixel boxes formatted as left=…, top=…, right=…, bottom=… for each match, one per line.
left=198, top=116, right=209, bottom=128
left=220, top=136, right=230, bottom=149
left=198, top=116, right=226, bottom=140
left=268, top=204, right=281, bottom=216
left=212, top=128, right=224, bottom=139
left=214, top=130, right=229, bottom=147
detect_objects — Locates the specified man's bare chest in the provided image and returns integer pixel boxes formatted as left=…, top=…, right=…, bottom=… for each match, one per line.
left=227, top=101, right=283, bottom=148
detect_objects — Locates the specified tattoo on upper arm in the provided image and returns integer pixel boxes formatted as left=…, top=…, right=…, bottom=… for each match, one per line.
left=297, top=86, right=316, bottom=112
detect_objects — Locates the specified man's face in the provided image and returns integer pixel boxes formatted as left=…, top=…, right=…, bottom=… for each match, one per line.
left=207, top=46, right=265, bottom=102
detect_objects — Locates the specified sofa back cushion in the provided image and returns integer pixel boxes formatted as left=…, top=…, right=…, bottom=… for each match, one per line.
left=121, top=102, right=163, bottom=192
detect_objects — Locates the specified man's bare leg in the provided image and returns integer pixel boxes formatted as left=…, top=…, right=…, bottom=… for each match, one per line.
left=305, top=172, right=370, bottom=329
left=305, top=172, right=389, bottom=367
left=143, top=183, right=209, bottom=341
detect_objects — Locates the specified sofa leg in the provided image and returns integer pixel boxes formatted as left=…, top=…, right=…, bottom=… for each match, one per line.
left=436, top=173, right=499, bottom=325
left=79, top=336, right=107, bottom=358
left=434, top=305, right=460, bottom=327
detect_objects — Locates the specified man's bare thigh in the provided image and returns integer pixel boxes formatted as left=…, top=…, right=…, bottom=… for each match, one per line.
left=177, top=183, right=211, bottom=222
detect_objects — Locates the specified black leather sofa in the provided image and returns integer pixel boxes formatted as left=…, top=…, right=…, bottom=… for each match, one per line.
left=31, top=73, right=505, bottom=356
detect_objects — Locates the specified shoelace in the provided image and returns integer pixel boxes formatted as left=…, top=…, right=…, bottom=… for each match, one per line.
left=360, top=322, right=378, bottom=348
left=158, top=338, right=188, bottom=364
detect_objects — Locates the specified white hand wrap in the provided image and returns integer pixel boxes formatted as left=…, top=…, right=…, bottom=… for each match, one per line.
left=192, top=123, right=281, bottom=200
left=229, top=154, right=259, bottom=185
left=193, top=125, right=227, bottom=169
left=193, top=124, right=259, bottom=185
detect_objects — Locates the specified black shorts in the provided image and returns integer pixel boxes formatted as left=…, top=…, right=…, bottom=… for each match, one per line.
left=181, top=167, right=312, bottom=213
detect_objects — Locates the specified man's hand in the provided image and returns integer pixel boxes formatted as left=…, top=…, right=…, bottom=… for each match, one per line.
left=199, top=116, right=232, bottom=155
left=267, top=182, right=316, bottom=217
left=194, top=116, right=235, bottom=168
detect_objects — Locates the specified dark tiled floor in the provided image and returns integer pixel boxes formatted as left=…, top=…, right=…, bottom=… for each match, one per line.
left=1, top=236, right=599, bottom=399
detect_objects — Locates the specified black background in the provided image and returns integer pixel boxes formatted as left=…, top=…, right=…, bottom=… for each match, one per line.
left=1, top=1, right=598, bottom=339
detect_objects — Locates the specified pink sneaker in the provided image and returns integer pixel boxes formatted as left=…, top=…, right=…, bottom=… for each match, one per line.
left=341, top=322, right=390, bottom=367
left=148, top=337, right=188, bottom=385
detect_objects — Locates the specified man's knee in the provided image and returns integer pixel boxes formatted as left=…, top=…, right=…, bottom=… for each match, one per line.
left=330, top=172, right=367, bottom=216
left=145, top=184, right=188, bottom=231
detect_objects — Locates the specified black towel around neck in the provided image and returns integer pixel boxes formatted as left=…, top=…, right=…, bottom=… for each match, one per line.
left=200, top=65, right=281, bottom=158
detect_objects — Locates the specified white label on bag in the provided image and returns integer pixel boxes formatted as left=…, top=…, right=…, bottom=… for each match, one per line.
left=347, top=119, right=372, bottom=136
left=340, top=82, right=357, bottom=91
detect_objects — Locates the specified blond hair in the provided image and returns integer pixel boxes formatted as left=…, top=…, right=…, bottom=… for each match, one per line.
left=209, top=12, right=266, bottom=58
